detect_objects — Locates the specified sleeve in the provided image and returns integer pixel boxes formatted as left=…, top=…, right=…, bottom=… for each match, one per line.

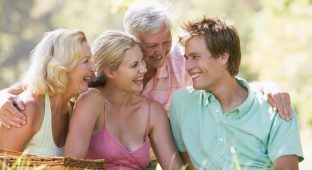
left=268, top=109, right=304, bottom=162
left=168, top=93, right=186, bottom=152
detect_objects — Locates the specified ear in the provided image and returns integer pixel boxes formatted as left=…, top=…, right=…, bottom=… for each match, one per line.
left=103, top=68, right=115, bottom=79
left=218, top=52, right=229, bottom=65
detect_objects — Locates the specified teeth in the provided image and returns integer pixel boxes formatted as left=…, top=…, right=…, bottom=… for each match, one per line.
left=83, top=76, right=91, bottom=81
left=152, top=55, right=162, bottom=59
left=190, top=73, right=200, bottom=79
left=136, top=76, right=144, bottom=81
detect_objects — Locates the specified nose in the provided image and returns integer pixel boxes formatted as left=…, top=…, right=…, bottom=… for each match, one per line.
left=139, top=60, right=147, bottom=74
left=155, top=45, right=166, bottom=57
left=90, top=61, right=96, bottom=72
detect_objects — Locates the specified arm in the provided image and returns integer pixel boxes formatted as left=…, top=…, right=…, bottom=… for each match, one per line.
left=274, top=155, right=299, bottom=170
left=149, top=101, right=182, bottom=170
left=268, top=109, right=303, bottom=168
left=0, top=83, right=26, bottom=128
left=250, top=81, right=292, bottom=121
left=0, top=96, right=36, bottom=151
left=180, top=152, right=196, bottom=170
left=64, top=88, right=104, bottom=158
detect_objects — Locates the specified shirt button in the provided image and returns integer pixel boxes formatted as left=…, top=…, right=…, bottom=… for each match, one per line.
left=219, top=138, right=223, bottom=142
left=216, top=109, right=219, bottom=113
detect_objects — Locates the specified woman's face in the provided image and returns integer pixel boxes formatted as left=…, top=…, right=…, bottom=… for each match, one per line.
left=111, top=44, right=147, bottom=92
left=68, top=42, right=95, bottom=95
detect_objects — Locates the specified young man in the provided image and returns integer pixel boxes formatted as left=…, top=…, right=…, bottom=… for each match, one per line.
left=169, top=17, right=304, bottom=169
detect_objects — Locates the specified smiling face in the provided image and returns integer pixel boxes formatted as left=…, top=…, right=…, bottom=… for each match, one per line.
left=68, top=42, right=95, bottom=95
left=136, top=25, right=172, bottom=70
left=185, top=35, right=228, bottom=91
left=111, top=44, right=147, bottom=92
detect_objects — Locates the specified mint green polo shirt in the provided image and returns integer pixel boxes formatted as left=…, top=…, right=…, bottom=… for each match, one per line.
left=169, top=77, right=303, bottom=170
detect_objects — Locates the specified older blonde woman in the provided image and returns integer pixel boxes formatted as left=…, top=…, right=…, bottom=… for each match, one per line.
left=64, top=30, right=182, bottom=170
left=0, top=29, right=95, bottom=156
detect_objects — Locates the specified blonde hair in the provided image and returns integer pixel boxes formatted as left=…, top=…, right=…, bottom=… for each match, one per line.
left=24, top=29, right=87, bottom=95
left=90, top=30, right=140, bottom=87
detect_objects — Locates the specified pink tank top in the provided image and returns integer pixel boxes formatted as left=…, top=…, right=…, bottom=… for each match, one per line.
left=86, top=100, right=151, bottom=170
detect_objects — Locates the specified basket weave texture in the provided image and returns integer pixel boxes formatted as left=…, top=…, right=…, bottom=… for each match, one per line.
left=0, top=150, right=105, bottom=170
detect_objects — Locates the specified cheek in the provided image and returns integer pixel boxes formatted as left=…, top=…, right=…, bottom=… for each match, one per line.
left=142, top=48, right=153, bottom=57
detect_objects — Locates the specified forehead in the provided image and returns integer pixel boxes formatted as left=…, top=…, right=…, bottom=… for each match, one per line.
left=122, top=45, right=143, bottom=62
left=185, top=35, right=207, bottom=55
left=137, top=25, right=171, bottom=44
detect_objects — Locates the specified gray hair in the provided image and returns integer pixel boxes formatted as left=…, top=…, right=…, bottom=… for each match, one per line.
left=123, top=1, right=172, bottom=35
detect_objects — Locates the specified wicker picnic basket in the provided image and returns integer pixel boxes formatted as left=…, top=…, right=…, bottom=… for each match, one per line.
left=0, top=150, right=105, bottom=170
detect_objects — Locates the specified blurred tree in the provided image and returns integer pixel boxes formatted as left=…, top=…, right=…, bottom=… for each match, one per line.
left=246, top=0, right=312, bottom=126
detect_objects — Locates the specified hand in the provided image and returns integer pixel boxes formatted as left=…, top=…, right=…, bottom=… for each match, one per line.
left=0, top=94, right=26, bottom=128
left=267, top=92, right=292, bottom=121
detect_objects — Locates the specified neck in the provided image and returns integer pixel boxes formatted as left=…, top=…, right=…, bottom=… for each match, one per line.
left=208, top=76, right=248, bottom=112
left=143, top=67, right=157, bottom=86
left=100, top=82, right=135, bottom=108
left=49, top=93, right=73, bottom=115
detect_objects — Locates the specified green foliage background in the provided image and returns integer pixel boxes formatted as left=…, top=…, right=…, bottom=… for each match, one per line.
left=1, top=0, right=311, bottom=168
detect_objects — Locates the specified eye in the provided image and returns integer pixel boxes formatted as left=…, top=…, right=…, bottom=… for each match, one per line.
left=82, top=58, right=89, bottom=63
left=193, top=55, right=200, bottom=60
left=131, top=62, right=138, bottom=68
left=163, top=40, right=171, bottom=45
left=146, top=45, right=157, bottom=49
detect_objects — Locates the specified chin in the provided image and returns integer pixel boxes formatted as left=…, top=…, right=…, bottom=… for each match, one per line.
left=192, top=83, right=204, bottom=90
left=133, top=85, right=143, bottom=92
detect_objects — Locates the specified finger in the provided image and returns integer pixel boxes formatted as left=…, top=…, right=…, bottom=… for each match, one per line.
left=0, top=118, right=11, bottom=129
left=267, top=94, right=274, bottom=107
left=6, top=101, right=27, bottom=122
left=1, top=114, right=23, bottom=128
left=1, top=102, right=26, bottom=126
left=282, top=93, right=292, bottom=121
left=267, top=94, right=277, bottom=112
left=273, top=94, right=286, bottom=120
left=14, top=96, right=25, bottom=111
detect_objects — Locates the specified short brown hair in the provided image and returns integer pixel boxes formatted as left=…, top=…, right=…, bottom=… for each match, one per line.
left=180, top=17, right=241, bottom=76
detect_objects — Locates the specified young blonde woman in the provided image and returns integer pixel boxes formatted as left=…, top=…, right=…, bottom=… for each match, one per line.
left=64, top=30, right=182, bottom=169
left=0, top=29, right=95, bottom=156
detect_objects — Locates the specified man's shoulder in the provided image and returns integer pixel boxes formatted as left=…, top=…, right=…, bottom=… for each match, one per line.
left=167, top=45, right=184, bottom=61
left=173, top=87, right=202, bottom=102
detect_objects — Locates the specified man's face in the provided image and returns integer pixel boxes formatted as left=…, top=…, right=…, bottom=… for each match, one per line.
left=184, top=35, right=226, bottom=91
left=136, top=25, right=172, bottom=70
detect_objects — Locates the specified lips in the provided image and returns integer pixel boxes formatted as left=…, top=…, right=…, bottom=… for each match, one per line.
left=133, top=75, right=144, bottom=84
left=151, top=55, right=162, bottom=60
left=83, top=75, right=93, bottom=82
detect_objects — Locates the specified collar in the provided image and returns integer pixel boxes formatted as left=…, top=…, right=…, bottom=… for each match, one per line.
left=155, top=55, right=169, bottom=79
left=203, top=77, right=253, bottom=118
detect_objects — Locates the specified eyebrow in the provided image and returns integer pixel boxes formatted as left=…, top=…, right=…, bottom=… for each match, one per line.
left=188, top=52, right=200, bottom=56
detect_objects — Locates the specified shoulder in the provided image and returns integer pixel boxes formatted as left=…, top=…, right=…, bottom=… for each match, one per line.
left=170, top=44, right=184, bottom=58
left=74, top=88, right=104, bottom=115
left=167, top=44, right=185, bottom=64
left=13, top=91, right=43, bottom=133
left=149, top=99, right=165, bottom=115
left=172, top=87, right=201, bottom=103
left=76, top=88, right=104, bottom=105
left=19, top=92, right=42, bottom=127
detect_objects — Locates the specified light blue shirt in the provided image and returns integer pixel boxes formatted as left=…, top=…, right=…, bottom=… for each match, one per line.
left=169, top=77, right=303, bottom=170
